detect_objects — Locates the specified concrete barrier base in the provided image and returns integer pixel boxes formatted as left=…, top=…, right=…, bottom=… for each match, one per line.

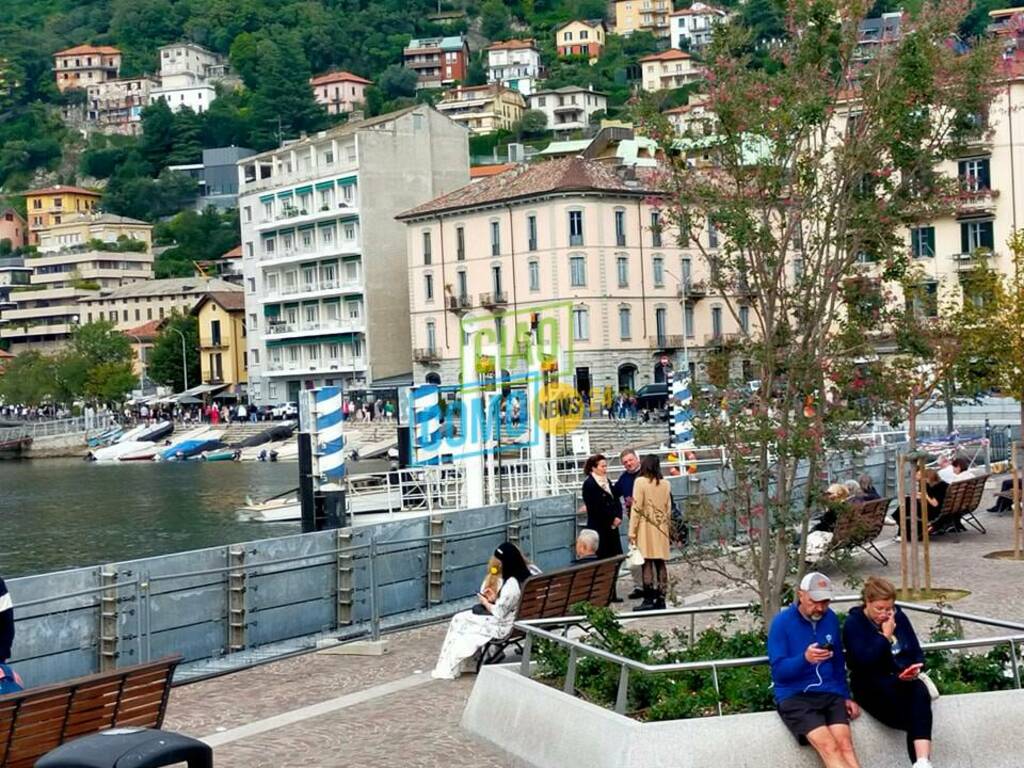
left=462, top=664, right=1024, bottom=768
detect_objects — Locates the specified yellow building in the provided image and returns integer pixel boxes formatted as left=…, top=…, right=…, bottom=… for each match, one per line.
left=435, top=84, right=526, bottom=135
left=191, top=292, right=248, bottom=398
left=24, top=186, right=102, bottom=244
left=614, top=0, right=672, bottom=40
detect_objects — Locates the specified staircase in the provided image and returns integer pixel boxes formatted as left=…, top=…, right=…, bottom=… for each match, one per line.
left=574, top=417, right=674, bottom=455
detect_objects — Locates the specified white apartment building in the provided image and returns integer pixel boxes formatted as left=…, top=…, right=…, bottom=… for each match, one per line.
left=529, top=86, right=607, bottom=133
left=237, top=105, right=469, bottom=405
left=399, top=156, right=744, bottom=395
left=150, top=42, right=228, bottom=113
left=78, top=277, right=240, bottom=329
left=670, top=3, right=730, bottom=51
left=485, top=39, right=542, bottom=97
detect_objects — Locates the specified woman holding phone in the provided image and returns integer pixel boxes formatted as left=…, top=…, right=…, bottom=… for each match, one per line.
left=842, top=577, right=935, bottom=768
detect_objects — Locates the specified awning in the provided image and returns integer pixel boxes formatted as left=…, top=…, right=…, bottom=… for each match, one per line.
left=169, top=383, right=229, bottom=402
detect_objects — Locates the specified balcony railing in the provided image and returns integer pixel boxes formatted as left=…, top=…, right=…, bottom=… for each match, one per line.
left=679, top=279, right=707, bottom=299
left=264, top=319, right=363, bottom=336
left=265, top=356, right=368, bottom=374
left=955, top=188, right=999, bottom=214
left=413, top=347, right=441, bottom=363
left=479, top=291, right=508, bottom=308
left=649, top=334, right=687, bottom=350
left=447, top=294, right=472, bottom=313
left=705, top=332, right=742, bottom=347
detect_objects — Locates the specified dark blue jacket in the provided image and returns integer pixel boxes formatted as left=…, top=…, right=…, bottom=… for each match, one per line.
left=841, top=605, right=923, bottom=693
left=0, top=578, right=13, bottom=662
left=612, top=470, right=637, bottom=506
left=768, top=604, right=850, bottom=703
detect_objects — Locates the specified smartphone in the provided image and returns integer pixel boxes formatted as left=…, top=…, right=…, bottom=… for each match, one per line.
left=899, top=663, right=923, bottom=680
left=818, top=642, right=834, bottom=652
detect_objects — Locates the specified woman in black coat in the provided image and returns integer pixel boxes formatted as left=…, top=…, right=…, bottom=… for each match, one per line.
left=581, top=454, right=623, bottom=598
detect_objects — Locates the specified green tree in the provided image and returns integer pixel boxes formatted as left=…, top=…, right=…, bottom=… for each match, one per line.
left=480, top=0, right=512, bottom=40
left=139, top=100, right=176, bottom=173
left=0, top=351, right=56, bottom=405
left=168, top=106, right=203, bottom=165
left=70, top=320, right=133, bottom=368
left=148, top=313, right=199, bottom=391
left=515, top=108, right=548, bottom=136
left=378, top=65, right=418, bottom=100
left=85, top=361, right=137, bottom=402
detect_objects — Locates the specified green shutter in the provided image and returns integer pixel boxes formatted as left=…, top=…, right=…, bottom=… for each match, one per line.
left=259, top=194, right=274, bottom=203
left=277, top=190, right=293, bottom=199
left=295, top=185, right=313, bottom=195
left=337, top=175, right=357, bottom=186
left=315, top=181, right=335, bottom=191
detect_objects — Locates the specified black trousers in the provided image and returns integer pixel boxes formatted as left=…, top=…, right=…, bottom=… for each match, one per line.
left=853, top=678, right=932, bottom=764
left=993, top=479, right=1021, bottom=512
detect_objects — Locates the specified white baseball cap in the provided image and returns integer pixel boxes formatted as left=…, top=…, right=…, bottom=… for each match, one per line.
left=800, top=572, right=834, bottom=601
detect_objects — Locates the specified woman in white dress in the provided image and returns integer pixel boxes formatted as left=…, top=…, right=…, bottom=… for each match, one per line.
left=431, top=542, right=533, bottom=680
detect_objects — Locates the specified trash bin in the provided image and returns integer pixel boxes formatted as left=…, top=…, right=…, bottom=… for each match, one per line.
left=35, top=727, right=213, bottom=768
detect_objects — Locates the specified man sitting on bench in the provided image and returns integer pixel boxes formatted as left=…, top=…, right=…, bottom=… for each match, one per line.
left=575, top=529, right=600, bottom=562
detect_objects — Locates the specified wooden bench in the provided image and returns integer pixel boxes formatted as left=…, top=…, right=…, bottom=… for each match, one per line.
left=931, top=474, right=988, bottom=535
left=828, top=497, right=892, bottom=565
left=0, top=655, right=181, bottom=768
left=479, top=555, right=626, bottom=669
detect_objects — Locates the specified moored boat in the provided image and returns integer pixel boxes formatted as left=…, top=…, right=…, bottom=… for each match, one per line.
left=0, top=437, right=31, bottom=460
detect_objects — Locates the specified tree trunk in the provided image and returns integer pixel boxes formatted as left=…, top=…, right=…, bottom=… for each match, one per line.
left=944, top=376, right=955, bottom=434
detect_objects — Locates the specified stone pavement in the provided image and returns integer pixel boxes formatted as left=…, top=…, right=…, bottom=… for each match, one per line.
left=163, top=479, right=1023, bottom=767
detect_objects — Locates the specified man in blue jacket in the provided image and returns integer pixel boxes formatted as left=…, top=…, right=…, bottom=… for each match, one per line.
left=768, top=572, right=862, bottom=768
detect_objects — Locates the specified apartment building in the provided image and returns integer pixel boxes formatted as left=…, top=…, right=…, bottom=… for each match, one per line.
left=0, top=258, right=32, bottom=317
left=35, top=213, right=152, bottom=254
left=639, top=50, right=705, bottom=92
left=398, top=156, right=742, bottom=394
left=403, top=37, right=471, bottom=90
left=485, top=39, right=542, bottom=97
left=556, top=20, right=606, bottom=63
left=167, top=146, right=257, bottom=211
left=24, top=186, right=102, bottom=244
left=150, top=42, right=228, bottom=113
left=310, top=71, right=372, bottom=115
left=78, top=277, right=239, bottom=329
left=529, top=86, right=608, bottom=133
left=0, top=209, right=28, bottom=250
left=53, top=45, right=121, bottom=93
left=615, top=0, right=672, bottom=40
left=670, top=3, right=730, bottom=51
left=436, top=85, right=526, bottom=135
left=85, top=76, right=159, bottom=135
left=237, top=105, right=469, bottom=405
left=190, top=292, right=248, bottom=397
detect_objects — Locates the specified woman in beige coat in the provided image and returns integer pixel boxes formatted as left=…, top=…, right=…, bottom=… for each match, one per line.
left=628, top=455, right=672, bottom=611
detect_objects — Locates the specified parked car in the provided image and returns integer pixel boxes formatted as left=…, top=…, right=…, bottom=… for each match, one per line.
left=272, top=402, right=298, bottom=420
left=635, top=383, right=669, bottom=410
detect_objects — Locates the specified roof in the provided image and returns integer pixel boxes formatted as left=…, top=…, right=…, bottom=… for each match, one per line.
left=486, top=39, right=537, bottom=51
left=398, top=156, right=656, bottom=219
left=670, top=4, right=728, bottom=16
left=0, top=349, right=14, bottom=359
left=470, top=163, right=519, bottom=179
left=640, top=50, right=693, bottom=62
left=24, top=185, right=101, bottom=198
left=191, top=291, right=246, bottom=315
left=48, top=212, right=149, bottom=228
left=0, top=207, right=26, bottom=222
left=54, top=45, right=121, bottom=57
left=79, top=277, right=241, bottom=302
left=531, top=85, right=608, bottom=97
left=406, top=36, right=466, bottom=52
left=124, top=319, right=166, bottom=342
left=310, top=71, right=372, bottom=86
left=221, top=245, right=242, bottom=259
left=537, top=139, right=592, bottom=156
left=556, top=19, right=605, bottom=31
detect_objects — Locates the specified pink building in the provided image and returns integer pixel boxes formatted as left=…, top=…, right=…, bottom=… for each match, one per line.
left=0, top=208, right=27, bottom=250
left=310, top=71, right=372, bottom=115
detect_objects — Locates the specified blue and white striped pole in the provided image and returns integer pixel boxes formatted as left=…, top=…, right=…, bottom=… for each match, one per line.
left=411, top=384, right=443, bottom=465
left=314, top=386, right=345, bottom=484
left=671, top=370, right=696, bottom=449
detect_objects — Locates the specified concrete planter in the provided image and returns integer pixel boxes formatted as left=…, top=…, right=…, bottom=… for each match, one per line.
left=463, top=664, right=1024, bottom=768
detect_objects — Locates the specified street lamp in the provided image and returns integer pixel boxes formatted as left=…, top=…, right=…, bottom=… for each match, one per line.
left=660, top=268, right=691, bottom=369
left=170, top=327, right=189, bottom=392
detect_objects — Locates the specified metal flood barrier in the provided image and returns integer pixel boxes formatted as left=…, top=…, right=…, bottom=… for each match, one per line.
left=7, top=493, right=579, bottom=689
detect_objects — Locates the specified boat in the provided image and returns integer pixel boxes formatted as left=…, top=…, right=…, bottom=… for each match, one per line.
left=0, top=437, right=31, bottom=460
left=235, top=424, right=295, bottom=448
left=89, top=440, right=157, bottom=462
left=135, top=421, right=174, bottom=443
left=87, top=427, right=123, bottom=447
left=201, top=448, right=238, bottom=462
left=154, top=428, right=220, bottom=461
left=162, top=439, right=225, bottom=462
left=236, top=485, right=405, bottom=522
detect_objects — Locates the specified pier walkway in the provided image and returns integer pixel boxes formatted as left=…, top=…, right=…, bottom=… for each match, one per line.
left=159, top=481, right=1023, bottom=768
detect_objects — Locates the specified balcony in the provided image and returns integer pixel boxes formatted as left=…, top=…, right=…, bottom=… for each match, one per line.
left=413, top=347, right=441, bottom=363
left=260, top=279, right=363, bottom=302
left=260, top=240, right=361, bottom=265
left=955, top=188, right=999, bottom=216
left=264, top=357, right=368, bottom=377
left=649, top=334, right=687, bottom=350
left=704, top=332, right=742, bottom=348
left=679, top=279, right=707, bottom=300
left=961, top=131, right=993, bottom=152
left=734, top=279, right=757, bottom=298
left=256, top=201, right=359, bottom=233
left=951, top=251, right=994, bottom=271
left=479, top=291, right=508, bottom=309
left=447, top=294, right=472, bottom=314
left=263, top=318, right=365, bottom=339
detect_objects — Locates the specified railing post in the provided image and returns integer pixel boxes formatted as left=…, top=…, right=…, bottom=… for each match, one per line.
left=1011, top=640, right=1022, bottom=689
left=563, top=646, right=578, bottom=695
left=712, top=663, right=723, bottom=716
left=614, top=665, right=630, bottom=714
left=428, top=516, right=446, bottom=606
left=368, top=535, right=380, bottom=642
left=336, top=530, right=354, bottom=627
left=227, top=546, right=247, bottom=653
left=99, top=568, right=118, bottom=672
left=519, top=633, right=533, bottom=677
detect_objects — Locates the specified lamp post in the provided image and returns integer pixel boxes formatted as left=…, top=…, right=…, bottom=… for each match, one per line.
left=170, top=327, right=189, bottom=392
left=661, top=268, right=691, bottom=369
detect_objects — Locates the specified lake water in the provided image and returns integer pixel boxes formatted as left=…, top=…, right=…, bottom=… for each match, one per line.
left=0, top=458, right=303, bottom=578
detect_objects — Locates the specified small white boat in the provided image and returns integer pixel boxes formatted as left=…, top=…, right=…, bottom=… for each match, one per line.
left=90, top=440, right=156, bottom=462
left=236, top=486, right=405, bottom=522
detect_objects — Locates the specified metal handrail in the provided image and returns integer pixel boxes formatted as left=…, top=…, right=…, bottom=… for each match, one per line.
left=516, top=598, right=1024, bottom=714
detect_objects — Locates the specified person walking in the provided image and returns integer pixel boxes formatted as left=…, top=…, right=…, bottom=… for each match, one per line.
left=0, top=576, right=13, bottom=663
left=581, top=454, right=623, bottom=600
left=842, top=577, right=934, bottom=768
left=628, top=455, right=672, bottom=610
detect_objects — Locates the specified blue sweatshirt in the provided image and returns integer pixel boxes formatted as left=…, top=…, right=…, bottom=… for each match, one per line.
left=841, top=606, right=924, bottom=693
left=767, top=603, right=850, bottom=703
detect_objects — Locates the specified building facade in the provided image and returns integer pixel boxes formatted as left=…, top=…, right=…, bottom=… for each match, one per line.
left=24, top=186, right=102, bottom=244
left=614, top=0, right=672, bottom=40
left=35, top=213, right=152, bottom=254
left=77, top=277, right=239, bottom=329
left=639, top=50, right=704, bottom=92
left=53, top=45, right=121, bottom=93
left=403, top=37, right=471, bottom=90
left=0, top=209, right=28, bottom=250
left=150, top=42, right=228, bottom=113
left=85, top=77, right=159, bottom=135
left=191, top=292, right=248, bottom=397
left=435, top=85, right=526, bottom=135
left=529, top=87, right=608, bottom=133
left=556, top=20, right=606, bottom=63
left=237, top=105, right=470, bottom=405
left=670, top=3, right=729, bottom=51
left=399, top=157, right=741, bottom=395
left=168, top=146, right=257, bottom=211
left=485, top=39, right=542, bottom=97
left=310, top=71, right=371, bottom=115
left=0, top=258, right=32, bottom=317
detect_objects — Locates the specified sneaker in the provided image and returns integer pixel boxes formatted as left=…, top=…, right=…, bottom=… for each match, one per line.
left=882, top=517, right=897, bottom=527
left=892, top=535, right=902, bottom=543
left=912, top=759, right=933, bottom=768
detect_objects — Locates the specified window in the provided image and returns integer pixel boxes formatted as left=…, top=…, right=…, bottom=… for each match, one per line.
left=243, top=206, right=252, bottom=223
left=655, top=307, right=667, bottom=343
left=424, top=273, right=434, bottom=301
left=569, top=255, right=586, bottom=287
left=652, top=256, right=664, bottom=287
left=711, top=306, right=723, bottom=338
left=456, top=226, right=465, bottom=260
left=321, top=226, right=334, bottom=246
left=211, top=319, right=222, bottom=346
left=961, top=220, right=994, bottom=254
left=568, top=210, right=584, bottom=246
left=491, top=265, right=503, bottom=295
left=739, top=305, right=750, bottom=333
left=490, top=221, right=500, bottom=255
left=422, top=231, right=432, bottom=264
left=617, top=256, right=629, bottom=288
left=958, top=158, right=991, bottom=192
left=650, top=210, right=662, bottom=247
left=614, top=209, right=627, bottom=246
left=572, top=307, right=589, bottom=340
left=527, top=215, right=537, bottom=251
left=911, top=226, right=935, bottom=258
left=908, top=282, right=939, bottom=318
left=426, top=320, right=437, bottom=353
left=619, top=306, right=631, bottom=339
left=247, top=278, right=256, bottom=292
left=684, top=304, right=695, bottom=337
left=528, top=260, right=540, bottom=291
left=343, top=223, right=355, bottom=241
left=708, top=218, right=719, bottom=248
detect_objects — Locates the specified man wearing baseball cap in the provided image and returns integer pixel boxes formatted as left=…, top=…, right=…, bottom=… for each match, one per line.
left=767, top=572, right=862, bottom=768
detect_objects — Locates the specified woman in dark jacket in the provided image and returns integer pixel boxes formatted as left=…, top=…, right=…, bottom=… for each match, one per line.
left=581, top=454, right=623, bottom=599
left=842, top=577, right=934, bottom=768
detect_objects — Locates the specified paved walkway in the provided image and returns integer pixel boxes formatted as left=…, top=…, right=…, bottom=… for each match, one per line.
left=163, top=480, right=1023, bottom=767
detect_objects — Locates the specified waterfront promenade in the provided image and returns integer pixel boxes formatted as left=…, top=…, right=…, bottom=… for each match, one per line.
left=159, top=481, right=1023, bottom=767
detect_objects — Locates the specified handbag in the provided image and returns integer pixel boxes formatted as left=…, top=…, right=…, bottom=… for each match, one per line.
left=626, top=545, right=645, bottom=568
left=918, top=671, right=940, bottom=700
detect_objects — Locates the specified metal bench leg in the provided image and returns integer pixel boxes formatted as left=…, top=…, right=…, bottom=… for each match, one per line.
left=963, top=513, right=986, bottom=534
left=860, top=542, right=888, bottom=567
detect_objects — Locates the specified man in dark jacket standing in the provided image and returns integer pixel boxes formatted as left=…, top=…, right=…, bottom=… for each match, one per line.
left=613, top=448, right=643, bottom=598
left=0, top=576, right=13, bottom=663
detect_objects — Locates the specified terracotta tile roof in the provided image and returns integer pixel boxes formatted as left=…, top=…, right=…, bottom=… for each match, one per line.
left=485, top=38, right=537, bottom=51
left=24, top=185, right=101, bottom=198
left=556, top=19, right=605, bottom=31
left=640, top=50, right=693, bottom=62
left=470, top=163, right=519, bottom=179
left=191, top=292, right=246, bottom=315
left=0, top=349, right=14, bottom=359
left=310, top=71, right=372, bottom=86
left=398, top=157, right=656, bottom=219
left=124, top=319, right=165, bottom=342
left=221, top=245, right=242, bottom=259
left=54, top=45, right=121, bottom=57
